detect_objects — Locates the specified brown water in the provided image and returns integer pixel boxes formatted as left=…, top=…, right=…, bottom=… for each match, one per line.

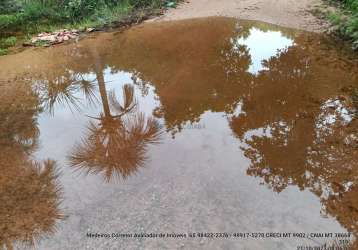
left=0, top=17, right=357, bottom=250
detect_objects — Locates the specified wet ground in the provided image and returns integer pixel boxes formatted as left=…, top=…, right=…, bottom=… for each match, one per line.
left=0, top=17, right=357, bottom=250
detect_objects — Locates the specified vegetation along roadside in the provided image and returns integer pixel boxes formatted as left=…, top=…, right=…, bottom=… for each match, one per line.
left=0, top=0, right=179, bottom=55
left=321, top=0, right=358, bottom=49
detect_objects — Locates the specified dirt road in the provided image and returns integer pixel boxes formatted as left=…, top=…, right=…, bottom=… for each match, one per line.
left=156, top=0, right=328, bottom=32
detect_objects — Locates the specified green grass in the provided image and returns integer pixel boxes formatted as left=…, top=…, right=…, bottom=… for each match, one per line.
left=0, top=36, right=17, bottom=47
left=328, top=12, right=342, bottom=25
left=0, top=36, right=17, bottom=56
left=0, top=48, right=8, bottom=55
left=326, top=0, right=358, bottom=49
left=0, top=0, right=178, bottom=55
left=0, top=0, right=171, bottom=31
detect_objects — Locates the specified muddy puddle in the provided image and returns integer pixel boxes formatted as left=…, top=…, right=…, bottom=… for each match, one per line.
left=0, top=17, right=357, bottom=250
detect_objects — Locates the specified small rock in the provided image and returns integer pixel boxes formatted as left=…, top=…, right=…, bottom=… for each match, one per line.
left=56, top=37, right=63, bottom=43
left=31, top=37, right=39, bottom=43
left=86, top=27, right=95, bottom=32
left=41, top=35, right=57, bottom=42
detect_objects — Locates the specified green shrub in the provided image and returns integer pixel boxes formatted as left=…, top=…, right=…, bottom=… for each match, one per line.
left=327, top=0, right=358, bottom=48
left=344, top=0, right=358, bottom=11
left=21, top=1, right=65, bottom=22
left=0, top=48, right=8, bottom=55
left=1, top=1, right=65, bottom=30
left=328, top=12, right=342, bottom=25
left=0, top=14, right=19, bottom=29
left=0, top=36, right=16, bottom=47
left=129, top=0, right=162, bottom=8
left=65, top=0, right=103, bottom=20
left=0, top=0, right=172, bottom=34
left=0, top=0, right=20, bottom=14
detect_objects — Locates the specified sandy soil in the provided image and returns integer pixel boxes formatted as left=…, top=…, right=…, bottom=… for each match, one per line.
left=154, top=0, right=328, bottom=32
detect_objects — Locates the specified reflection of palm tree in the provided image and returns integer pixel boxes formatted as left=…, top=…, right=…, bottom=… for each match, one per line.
left=0, top=82, right=41, bottom=152
left=0, top=82, right=63, bottom=250
left=0, top=152, right=63, bottom=250
left=68, top=84, right=162, bottom=181
left=39, top=70, right=99, bottom=114
left=36, top=44, right=162, bottom=180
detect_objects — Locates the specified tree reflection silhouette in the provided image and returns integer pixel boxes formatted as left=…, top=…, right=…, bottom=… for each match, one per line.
left=0, top=82, right=63, bottom=250
left=105, top=18, right=255, bottom=136
left=68, top=83, right=162, bottom=181
left=37, top=46, right=163, bottom=181
left=103, top=20, right=358, bottom=245
left=229, top=42, right=358, bottom=246
left=39, top=70, right=99, bottom=114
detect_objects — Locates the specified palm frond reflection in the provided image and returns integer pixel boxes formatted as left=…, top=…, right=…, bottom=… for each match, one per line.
left=38, top=71, right=99, bottom=114
left=0, top=81, right=64, bottom=250
left=68, top=84, right=162, bottom=182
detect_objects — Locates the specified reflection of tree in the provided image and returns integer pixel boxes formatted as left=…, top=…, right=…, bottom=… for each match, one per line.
left=106, top=18, right=252, bottom=136
left=0, top=81, right=40, bottom=151
left=220, top=37, right=252, bottom=77
left=103, top=18, right=358, bottom=244
left=131, top=71, right=151, bottom=98
left=0, top=151, right=63, bottom=250
left=229, top=40, right=358, bottom=246
left=68, top=84, right=162, bottom=181
left=38, top=70, right=99, bottom=114
left=0, top=82, right=63, bottom=250
left=95, top=22, right=358, bottom=242
left=230, top=44, right=316, bottom=192
left=32, top=43, right=163, bottom=181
